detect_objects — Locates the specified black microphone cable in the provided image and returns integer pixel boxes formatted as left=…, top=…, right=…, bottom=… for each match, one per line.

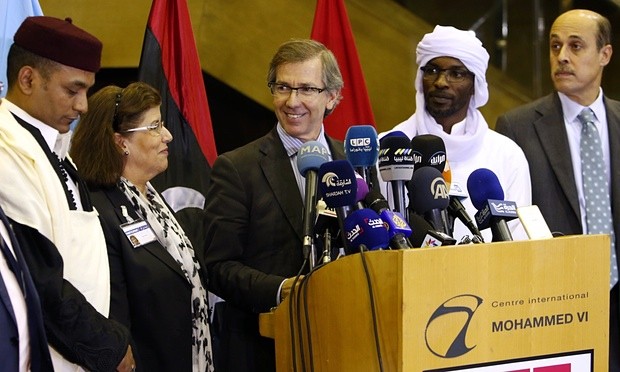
left=299, top=239, right=338, bottom=372
left=358, top=244, right=385, bottom=372
left=288, top=257, right=308, bottom=372
left=294, top=243, right=330, bottom=372
left=299, top=261, right=326, bottom=372
left=297, top=245, right=386, bottom=372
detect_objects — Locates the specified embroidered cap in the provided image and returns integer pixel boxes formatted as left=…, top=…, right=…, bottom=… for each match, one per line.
left=13, top=16, right=102, bottom=73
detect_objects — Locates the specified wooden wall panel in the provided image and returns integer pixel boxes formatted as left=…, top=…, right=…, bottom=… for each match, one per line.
left=38, top=0, right=530, bottom=133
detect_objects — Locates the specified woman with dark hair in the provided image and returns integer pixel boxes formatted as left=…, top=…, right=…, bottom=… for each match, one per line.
left=71, top=82, right=214, bottom=372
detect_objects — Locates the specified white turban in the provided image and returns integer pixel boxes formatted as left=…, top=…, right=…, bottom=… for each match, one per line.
left=387, top=25, right=491, bottom=162
left=415, top=25, right=490, bottom=108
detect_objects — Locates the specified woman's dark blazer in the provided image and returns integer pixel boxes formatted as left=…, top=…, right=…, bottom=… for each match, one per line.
left=90, top=184, right=201, bottom=372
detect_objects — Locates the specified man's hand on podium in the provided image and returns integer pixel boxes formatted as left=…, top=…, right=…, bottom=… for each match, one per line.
left=280, top=275, right=305, bottom=302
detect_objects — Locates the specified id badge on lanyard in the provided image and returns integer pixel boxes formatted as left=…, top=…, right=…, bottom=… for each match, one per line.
left=119, top=205, right=157, bottom=248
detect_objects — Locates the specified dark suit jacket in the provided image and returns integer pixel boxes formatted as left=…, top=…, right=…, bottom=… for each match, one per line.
left=90, top=184, right=205, bottom=372
left=495, top=92, right=620, bottom=255
left=495, top=92, right=620, bottom=371
left=0, top=207, right=52, bottom=371
left=204, top=127, right=345, bottom=371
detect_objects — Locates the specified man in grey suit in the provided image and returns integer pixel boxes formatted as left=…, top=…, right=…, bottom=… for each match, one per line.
left=204, top=39, right=346, bottom=372
left=495, top=9, right=619, bottom=371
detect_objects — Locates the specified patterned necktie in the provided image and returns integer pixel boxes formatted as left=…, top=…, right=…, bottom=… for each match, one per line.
left=577, top=108, right=618, bottom=288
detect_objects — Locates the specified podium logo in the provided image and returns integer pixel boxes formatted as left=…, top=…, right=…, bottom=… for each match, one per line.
left=425, top=294, right=483, bottom=358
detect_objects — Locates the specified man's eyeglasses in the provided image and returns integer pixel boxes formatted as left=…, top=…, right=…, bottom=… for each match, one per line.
left=268, top=82, right=326, bottom=98
left=420, top=66, right=474, bottom=83
left=121, top=120, right=165, bottom=136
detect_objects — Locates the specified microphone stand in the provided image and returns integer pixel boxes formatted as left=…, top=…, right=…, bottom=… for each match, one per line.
left=322, top=231, right=332, bottom=264
left=391, top=180, right=408, bottom=222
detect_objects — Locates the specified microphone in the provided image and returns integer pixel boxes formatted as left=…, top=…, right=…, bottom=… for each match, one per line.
left=297, top=141, right=330, bottom=265
left=408, top=166, right=452, bottom=236
left=314, top=201, right=340, bottom=264
left=419, top=229, right=457, bottom=248
left=344, top=125, right=379, bottom=189
left=343, top=208, right=390, bottom=253
left=445, top=168, right=483, bottom=242
left=378, top=134, right=414, bottom=219
left=467, top=168, right=518, bottom=242
left=314, top=201, right=339, bottom=236
left=318, top=160, right=358, bottom=252
left=410, top=134, right=446, bottom=173
left=448, top=196, right=483, bottom=242
left=364, top=189, right=413, bottom=249
left=354, top=173, right=370, bottom=210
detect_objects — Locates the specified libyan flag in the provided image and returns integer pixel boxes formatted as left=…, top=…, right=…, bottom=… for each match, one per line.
left=138, top=0, right=217, bottom=238
left=310, top=0, right=376, bottom=141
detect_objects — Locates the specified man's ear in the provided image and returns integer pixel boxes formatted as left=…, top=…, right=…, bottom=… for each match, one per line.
left=16, top=66, right=35, bottom=95
left=600, top=44, right=612, bottom=67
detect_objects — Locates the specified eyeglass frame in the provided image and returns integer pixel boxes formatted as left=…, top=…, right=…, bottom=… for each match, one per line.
left=267, top=82, right=326, bottom=98
left=119, top=120, right=166, bottom=135
left=419, top=65, right=475, bottom=83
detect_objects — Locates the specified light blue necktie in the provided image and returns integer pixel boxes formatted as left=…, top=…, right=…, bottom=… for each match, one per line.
left=578, top=108, right=618, bottom=288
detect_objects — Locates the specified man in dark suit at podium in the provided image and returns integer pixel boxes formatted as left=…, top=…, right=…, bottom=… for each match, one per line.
left=0, top=203, right=53, bottom=371
left=204, top=39, right=346, bottom=371
left=496, top=9, right=619, bottom=371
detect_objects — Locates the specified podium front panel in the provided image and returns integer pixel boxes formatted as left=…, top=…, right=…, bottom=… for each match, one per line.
left=260, top=235, right=610, bottom=371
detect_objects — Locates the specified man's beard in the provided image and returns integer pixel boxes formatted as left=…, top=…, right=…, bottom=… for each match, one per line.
left=425, top=104, right=461, bottom=119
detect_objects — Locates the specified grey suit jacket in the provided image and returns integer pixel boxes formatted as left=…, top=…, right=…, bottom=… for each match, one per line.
left=495, top=91, right=620, bottom=371
left=496, top=92, right=620, bottom=247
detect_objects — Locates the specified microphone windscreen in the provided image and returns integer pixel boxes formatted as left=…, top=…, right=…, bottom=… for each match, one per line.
left=411, top=134, right=446, bottom=173
left=467, top=168, right=505, bottom=210
left=297, top=141, right=330, bottom=177
left=364, top=189, right=390, bottom=213
left=409, top=166, right=450, bottom=213
left=355, top=174, right=370, bottom=203
left=381, top=130, right=408, bottom=139
left=378, top=134, right=414, bottom=182
left=318, top=160, right=358, bottom=208
left=345, top=125, right=379, bottom=167
left=343, top=208, right=390, bottom=251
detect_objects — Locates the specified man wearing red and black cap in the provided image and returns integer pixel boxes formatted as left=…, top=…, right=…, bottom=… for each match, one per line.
left=0, top=16, right=135, bottom=372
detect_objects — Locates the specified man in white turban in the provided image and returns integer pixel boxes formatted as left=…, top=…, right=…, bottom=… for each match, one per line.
left=379, top=25, right=532, bottom=243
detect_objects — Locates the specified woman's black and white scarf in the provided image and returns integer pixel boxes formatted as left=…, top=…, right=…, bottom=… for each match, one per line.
left=119, top=177, right=214, bottom=371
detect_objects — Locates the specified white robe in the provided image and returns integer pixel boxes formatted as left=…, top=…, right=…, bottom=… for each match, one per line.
left=379, top=111, right=532, bottom=244
left=0, top=101, right=110, bottom=371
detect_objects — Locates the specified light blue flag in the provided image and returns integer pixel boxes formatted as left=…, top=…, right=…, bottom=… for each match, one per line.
left=0, top=0, right=43, bottom=97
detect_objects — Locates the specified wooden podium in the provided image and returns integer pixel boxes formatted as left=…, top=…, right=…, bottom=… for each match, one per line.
left=259, top=235, right=610, bottom=371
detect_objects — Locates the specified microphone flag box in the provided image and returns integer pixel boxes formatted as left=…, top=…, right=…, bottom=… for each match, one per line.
left=474, top=199, right=518, bottom=230
left=420, top=230, right=457, bottom=247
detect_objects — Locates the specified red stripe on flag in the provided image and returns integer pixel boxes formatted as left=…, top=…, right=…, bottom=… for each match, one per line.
left=147, top=0, right=217, bottom=166
left=310, top=0, right=376, bottom=141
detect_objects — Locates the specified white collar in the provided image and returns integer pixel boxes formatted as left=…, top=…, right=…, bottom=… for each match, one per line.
left=2, top=99, right=72, bottom=158
left=558, top=88, right=606, bottom=125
